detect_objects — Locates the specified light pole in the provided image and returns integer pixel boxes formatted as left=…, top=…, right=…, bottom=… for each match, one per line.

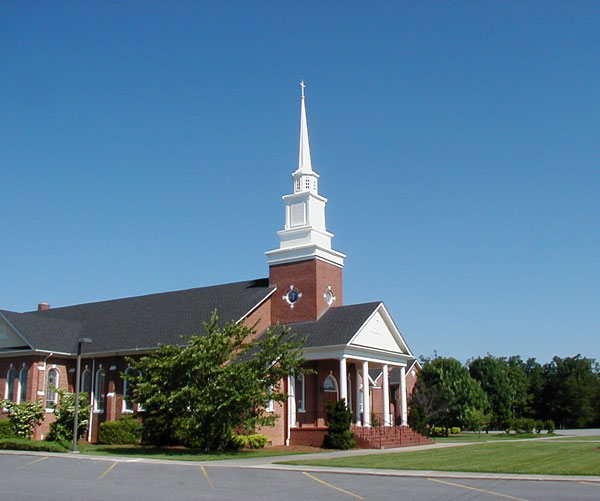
left=72, top=337, right=92, bottom=453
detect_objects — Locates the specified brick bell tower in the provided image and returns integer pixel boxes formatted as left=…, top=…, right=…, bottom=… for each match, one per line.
left=266, top=82, right=346, bottom=324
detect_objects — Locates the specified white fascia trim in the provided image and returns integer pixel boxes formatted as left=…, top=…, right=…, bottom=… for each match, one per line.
left=235, top=287, right=277, bottom=325
left=0, top=312, right=34, bottom=350
left=347, top=303, right=414, bottom=358
left=265, top=246, right=345, bottom=267
left=0, top=349, right=71, bottom=358
left=282, top=191, right=327, bottom=203
left=302, top=345, right=410, bottom=366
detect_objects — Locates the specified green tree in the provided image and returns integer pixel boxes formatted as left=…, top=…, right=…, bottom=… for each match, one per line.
left=322, top=399, right=355, bottom=449
left=46, top=389, right=91, bottom=442
left=126, top=312, right=308, bottom=451
left=0, top=400, right=44, bottom=438
left=413, top=357, right=488, bottom=431
left=464, top=406, right=491, bottom=436
left=468, top=355, right=513, bottom=429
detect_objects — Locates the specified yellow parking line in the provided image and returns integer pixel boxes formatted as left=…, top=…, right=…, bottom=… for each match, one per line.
left=302, top=471, right=364, bottom=499
left=19, top=456, right=49, bottom=468
left=200, top=465, right=214, bottom=489
left=98, top=461, right=118, bottom=480
left=428, top=478, right=531, bottom=501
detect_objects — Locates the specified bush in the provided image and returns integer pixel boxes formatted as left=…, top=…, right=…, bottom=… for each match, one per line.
left=98, top=415, right=142, bottom=445
left=450, top=427, right=461, bottom=435
left=46, top=389, right=91, bottom=442
left=535, top=419, right=545, bottom=434
left=322, top=400, right=355, bottom=450
left=229, top=434, right=248, bottom=450
left=246, top=434, right=269, bottom=449
left=0, top=438, right=68, bottom=453
left=0, top=420, right=16, bottom=439
left=1, top=400, right=44, bottom=438
left=545, top=419, right=555, bottom=434
left=430, top=426, right=449, bottom=437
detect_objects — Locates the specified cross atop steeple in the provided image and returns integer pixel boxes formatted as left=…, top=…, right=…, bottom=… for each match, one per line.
left=300, top=80, right=306, bottom=98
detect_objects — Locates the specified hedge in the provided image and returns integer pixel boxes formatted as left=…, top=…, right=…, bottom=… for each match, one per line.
left=0, top=438, right=68, bottom=453
left=98, top=415, right=142, bottom=445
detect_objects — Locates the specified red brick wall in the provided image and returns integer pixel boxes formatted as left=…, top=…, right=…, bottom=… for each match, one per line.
left=269, top=258, right=343, bottom=324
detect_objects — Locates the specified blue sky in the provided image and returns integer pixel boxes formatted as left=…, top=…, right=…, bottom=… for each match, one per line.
left=2, top=1, right=598, bottom=363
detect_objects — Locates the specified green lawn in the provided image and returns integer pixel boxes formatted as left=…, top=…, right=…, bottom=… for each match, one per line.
left=280, top=439, right=600, bottom=476
left=432, top=432, right=550, bottom=443
left=77, top=444, right=319, bottom=461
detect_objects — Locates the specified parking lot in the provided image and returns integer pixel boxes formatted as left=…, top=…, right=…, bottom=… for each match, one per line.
left=1, top=451, right=599, bottom=500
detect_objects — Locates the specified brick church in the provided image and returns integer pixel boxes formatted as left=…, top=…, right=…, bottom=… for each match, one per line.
left=1, top=85, right=423, bottom=447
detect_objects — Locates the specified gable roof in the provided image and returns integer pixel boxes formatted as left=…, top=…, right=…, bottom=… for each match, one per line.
left=284, top=302, right=382, bottom=348
left=1, top=279, right=274, bottom=355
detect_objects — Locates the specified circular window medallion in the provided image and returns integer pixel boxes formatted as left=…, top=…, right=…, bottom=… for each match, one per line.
left=323, top=286, right=336, bottom=306
left=283, top=286, right=302, bottom=309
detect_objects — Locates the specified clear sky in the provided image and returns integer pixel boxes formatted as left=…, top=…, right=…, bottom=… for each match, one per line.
left=2, top=1, right=598, bottom=364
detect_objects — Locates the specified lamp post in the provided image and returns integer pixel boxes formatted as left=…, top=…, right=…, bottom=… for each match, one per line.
left=72, top=337, right=92, bottom=453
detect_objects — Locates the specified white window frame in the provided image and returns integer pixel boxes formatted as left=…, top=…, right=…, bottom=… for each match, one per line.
left=122, top=366, right=134, bottom=413
left=18, top=366, right=28, bottom=403
left=323, top=375, right=339, bottom=398
left=94, top=368, right=106, bottom=413
left=4, top=366, right=17, bottom=403
left=45, top=368, right=59, bottom=411
left=295, top=374, right=305, bottom=412
left=81, top=367, right=92, bottom=397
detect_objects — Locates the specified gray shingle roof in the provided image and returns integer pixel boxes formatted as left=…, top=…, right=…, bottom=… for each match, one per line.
left=2, top=279, right=274, bottom=355
left=283, top=302, right=381, bottom=348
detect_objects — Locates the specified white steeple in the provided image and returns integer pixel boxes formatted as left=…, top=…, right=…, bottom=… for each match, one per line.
left=266, top=83, right=345, bottom=268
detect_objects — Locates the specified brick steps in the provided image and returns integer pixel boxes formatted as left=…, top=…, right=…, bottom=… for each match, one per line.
left=351, top=425, right=433, bottom=449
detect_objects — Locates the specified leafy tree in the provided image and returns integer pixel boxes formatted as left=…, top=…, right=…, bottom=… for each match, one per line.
left=468, top=355, right=512, bottom=429
left=412, top=357, right=488, bottom=431
left=46, top=389, right=91, bottom=442
left=126, top=312, right=307, bottom=451
left=408, top=385, right=449, bottom=436
left=506, top=356, right=530, bottom=419
left=464, top=407, right=491, bottom=436
left=0, top=400, right=44, bottom=438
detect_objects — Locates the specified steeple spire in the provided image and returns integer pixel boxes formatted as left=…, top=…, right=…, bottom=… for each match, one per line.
left=298, top=81, right=313, bottom=173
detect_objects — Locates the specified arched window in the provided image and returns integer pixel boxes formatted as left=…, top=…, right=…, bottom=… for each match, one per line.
left=94, top=368, right=106, bottom=413
left=295, top=374, right=305, bottom=412
left=46, top=368, right=59, bottom=409
left=5, top=367, right=17, bottom=402
left=18, top=366, right=28, bottom=403
left=122, top=367, right=134, bottom=412
left=323, top=375, right=339, bottom=399
left=81, top=368, right=92, bottom=396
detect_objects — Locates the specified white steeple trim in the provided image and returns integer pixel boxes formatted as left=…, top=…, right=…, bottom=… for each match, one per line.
left=297, top=81, right=313, bottom=174
left=266, top=82, right=345, bottom=269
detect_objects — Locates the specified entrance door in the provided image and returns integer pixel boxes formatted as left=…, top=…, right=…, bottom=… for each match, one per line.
left=322, top=375, right=339, bottom=423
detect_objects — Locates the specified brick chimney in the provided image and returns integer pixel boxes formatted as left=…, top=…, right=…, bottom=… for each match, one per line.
left=37, top=302, right=50, bottom=311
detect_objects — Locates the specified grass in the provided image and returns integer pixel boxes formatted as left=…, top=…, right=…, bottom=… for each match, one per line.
left=77, top=443, right=320, bottom=461
left=280, top=438, right=600, bottom=476
left=432, top=432, right=547, bottom=443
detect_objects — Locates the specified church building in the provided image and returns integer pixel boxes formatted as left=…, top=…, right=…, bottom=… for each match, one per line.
left=1, top=85, right=425, bottom=447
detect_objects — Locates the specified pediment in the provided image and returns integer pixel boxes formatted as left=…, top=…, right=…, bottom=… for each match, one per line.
left=0, top=317, right=28, bottom=350
left=348, top=305, right=412, bottom=356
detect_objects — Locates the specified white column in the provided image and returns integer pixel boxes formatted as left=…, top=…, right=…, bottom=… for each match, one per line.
left=400, top=366, right=408, bottom=426
left=382, top=364, right=390, bottom=426
left=286, top=375, right=294, bottom=446
left=362, top=360, right=370, bottom=427
left=339, top=358, right=347, bottom=402
left=355, top=365, right=361, bottom=425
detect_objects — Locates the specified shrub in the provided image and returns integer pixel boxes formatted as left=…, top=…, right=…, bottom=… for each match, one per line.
left=0, top=420, right=16, bottom=439
left=450, top=427, right=461, bottom=435
left=98, top=415, right=142, bottom=445
left=0, top=438, right=68, bottom=453
left=534, top=419, right=545, bottom=434
left=430, top=426, right=449, bottom=437
left=46, top=389, right=91, bottom=442
left=246, top=434, right=269, bottom=449
left=229, top=434, right=248, bottom=450
left=322, top=400, right=355, bottom=450
left=1, top=400, right=44, bottom=438
left=545, top=419, right=555, bottom=434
